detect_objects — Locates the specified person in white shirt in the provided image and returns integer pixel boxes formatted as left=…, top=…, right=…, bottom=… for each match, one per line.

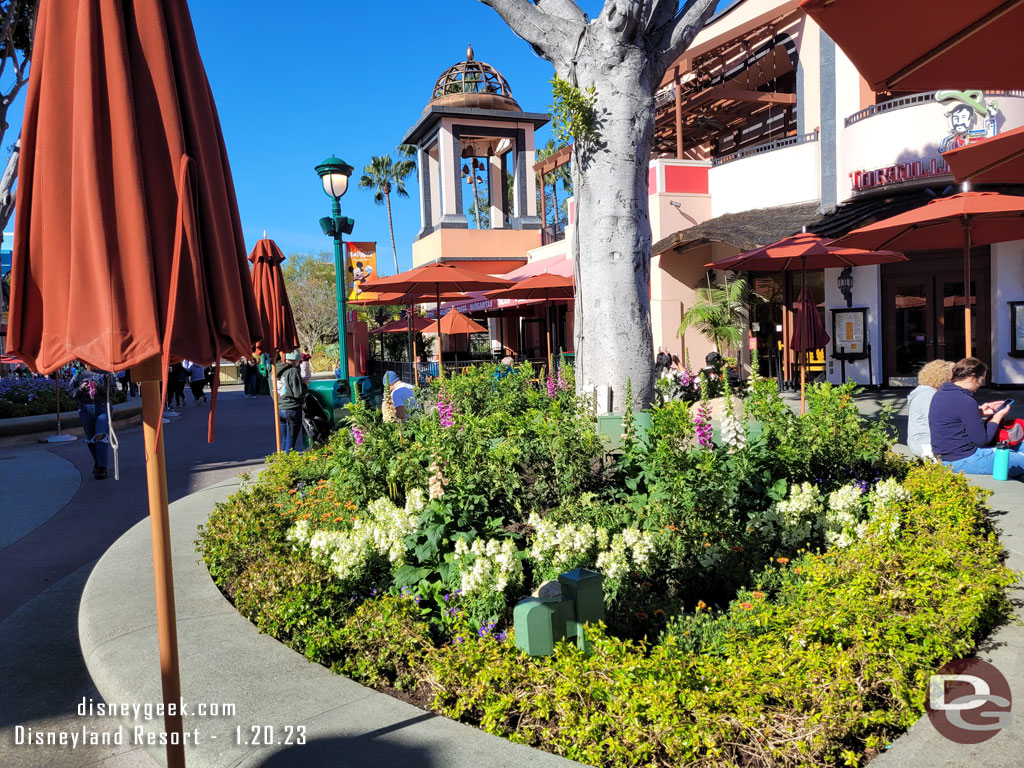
left=383, top=370, right=417, bottom=422
left=300, top=352, right=313, bottom=385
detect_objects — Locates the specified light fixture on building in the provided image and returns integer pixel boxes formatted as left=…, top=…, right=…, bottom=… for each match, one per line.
left=838, top=266, right=854, bottom=308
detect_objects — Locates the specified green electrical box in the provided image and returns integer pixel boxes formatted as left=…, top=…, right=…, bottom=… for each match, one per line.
left=596, top=412, right=652, bottom=450
left=513, top=596, right=574, bottom=657
left=559, top=568, right=605, bottom=624
left=307, top=379, right=347, bottom=430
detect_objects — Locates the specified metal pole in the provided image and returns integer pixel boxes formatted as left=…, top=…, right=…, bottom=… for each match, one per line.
left=331, top=197, right=350, bottom=400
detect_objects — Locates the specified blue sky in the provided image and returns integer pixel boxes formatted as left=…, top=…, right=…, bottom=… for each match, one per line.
left=6, top=1, right=733, bottom=270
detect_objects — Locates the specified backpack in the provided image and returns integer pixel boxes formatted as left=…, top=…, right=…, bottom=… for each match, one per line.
left=302, top=393, right=331, bottom=444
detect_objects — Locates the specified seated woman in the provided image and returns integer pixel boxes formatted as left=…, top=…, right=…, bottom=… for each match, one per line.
left=906, top=359, right=955, bottom=458
left=928, top=357, right=1022, bottom=477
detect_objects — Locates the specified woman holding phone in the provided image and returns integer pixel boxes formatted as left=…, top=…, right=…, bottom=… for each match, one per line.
left=928, top=357, right=1023, bottom=477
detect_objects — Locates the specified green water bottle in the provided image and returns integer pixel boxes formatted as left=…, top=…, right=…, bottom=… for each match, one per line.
left=993, top=442, right=1011, bottom=482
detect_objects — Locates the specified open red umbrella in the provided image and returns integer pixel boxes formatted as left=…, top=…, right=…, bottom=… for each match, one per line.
left=801, top=0, right=1024, bottom=92
left=422, top=308, right=489, bottom=336
left=361, top=264, right=512, bottom=376
left=485, top=273, right=574, bottom=368
left=835, top=191, right=1024, bottom=358
left=5, top=2, right=263, bottom=765
left=710, top=232, right=906, bottom=411
left=944, top=125, right=1024, bottom=184
left=249, top=238, right=299, bottom=452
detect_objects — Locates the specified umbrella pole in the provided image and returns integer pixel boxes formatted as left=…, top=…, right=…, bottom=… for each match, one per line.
left=134, top=357, right=186, bottom=768
left=436, top=287, right=443, bottom=378
left=963, top=219, right=973, bottom=358
left=269, top=356, right=281, bottom=452
left=800, top=261, right=807, bottom=415
left=546, top=302, right=553, bottom=372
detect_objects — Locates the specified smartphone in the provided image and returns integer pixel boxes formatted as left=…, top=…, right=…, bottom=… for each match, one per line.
left=1005, top=399, right=1015, bottom=408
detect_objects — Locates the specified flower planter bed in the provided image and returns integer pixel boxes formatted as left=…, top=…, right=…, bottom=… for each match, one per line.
left=198, top=363, right=1012, bottom=767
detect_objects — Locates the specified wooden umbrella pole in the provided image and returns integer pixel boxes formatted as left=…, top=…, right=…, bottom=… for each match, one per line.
left=546, top=301, right=553, bottom=372
left=800, top=260, right=807, bottom=415
left=963, top=219, right=973, bottom=358
left=269, top=355, right=281, bottom=453
left=133, top=357, right=186, bottom=768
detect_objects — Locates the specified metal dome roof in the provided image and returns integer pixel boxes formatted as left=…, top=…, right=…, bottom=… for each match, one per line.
left=428, top=45, right=521, bottom=112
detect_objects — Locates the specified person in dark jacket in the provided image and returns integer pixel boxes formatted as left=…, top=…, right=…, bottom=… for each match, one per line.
left=928, top=357, right=1022, bottom=477
left=69, top=365, right=116, bottom=479
left=276, top=351, right=308, bottom=452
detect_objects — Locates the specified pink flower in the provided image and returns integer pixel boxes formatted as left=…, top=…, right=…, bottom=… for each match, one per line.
left=438, top=385, right=456, bottom=429
left=351, top=426, right=364, bottom=446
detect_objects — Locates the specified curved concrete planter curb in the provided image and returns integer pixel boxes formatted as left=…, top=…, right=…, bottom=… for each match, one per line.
left=0, top=400, right=143, bottom=437
left=79, top=476, right=584, bottom=768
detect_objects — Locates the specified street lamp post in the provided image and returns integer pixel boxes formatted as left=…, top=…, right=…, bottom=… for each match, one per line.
left=315, top=155, right=355, bottom=399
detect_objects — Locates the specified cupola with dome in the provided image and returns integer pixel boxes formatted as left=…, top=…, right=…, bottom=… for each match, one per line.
left=402, top=46, right=549, bottom=271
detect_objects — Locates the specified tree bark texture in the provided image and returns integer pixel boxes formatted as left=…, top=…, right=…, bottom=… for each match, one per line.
left=479, top=0, right=716, bottom=410
left=385, top=192, right=399, bottom=274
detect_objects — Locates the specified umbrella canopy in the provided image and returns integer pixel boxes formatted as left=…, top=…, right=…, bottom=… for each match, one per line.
left=6, top=0, right=262, bottom=374
left=791, top=284, right=830, bottom=352
left=483, top=272, right=575, bottom=301
left=834, top=192, right=1024, bottom=251
left=361, top=265, right=512, bottom=376
left=4, top=3, right=264, bottom=765
left=801, top=0, right=1024, bottom=92
left=422, top=308, right=489, bottom=336
left=249, top=238, right=299, bottom=356
left=348, top=291, right=466, bottom=306
left=361, top=263, right=515, bottom=294
left=944, top=125, right=1024, bottom=184
left=370, top=317, right=433, bottom=334
left=835, top=191, right=1024, bottom=358
left=708, top=232, right=907, bottom=271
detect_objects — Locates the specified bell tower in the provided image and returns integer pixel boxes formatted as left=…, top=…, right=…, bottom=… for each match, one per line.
left=402, top=46, right=549, bottom=270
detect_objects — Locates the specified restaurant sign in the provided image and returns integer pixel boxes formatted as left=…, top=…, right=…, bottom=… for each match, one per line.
left=849, top=90, right=1001, bottom=193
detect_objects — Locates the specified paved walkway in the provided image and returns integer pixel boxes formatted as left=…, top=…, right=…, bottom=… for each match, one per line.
left=0, top=386, right=275, bottom=768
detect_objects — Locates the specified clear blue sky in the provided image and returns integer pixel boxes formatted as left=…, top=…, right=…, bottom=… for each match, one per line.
left=8, top=2, right=731, bottom=271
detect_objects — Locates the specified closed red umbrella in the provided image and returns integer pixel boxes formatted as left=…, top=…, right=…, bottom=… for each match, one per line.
left=944, top=125, right=1024, bottom=184
left=834, top=191, right=1024, bottom=358
left=362, top=264, right=512, bottom=376
left=4, top=2, right=263, bottom=765
left=249, top=238, right=299, bottom=452
left=801, top=0, right=1024, bottom=92
left=791, top=283, right=830, bottom=355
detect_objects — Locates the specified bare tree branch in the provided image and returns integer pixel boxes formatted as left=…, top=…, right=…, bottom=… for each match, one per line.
left=478, top=0, right=578, bottom=64
left=535, top=0, right=587, bottom=23
left=650, top=0, right=717, bottom=78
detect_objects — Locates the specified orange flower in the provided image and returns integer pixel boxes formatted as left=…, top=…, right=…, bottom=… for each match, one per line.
left=777, top=557, right=790, bottom=565
left=794, top=566, right=803, bottom=574
left=653, top=609, right=665, bottom=618
left=752, top=591, right=765, bottom=600
left=635, top=612, right=648, bottom=620
left=641, top=581, right=652, bottom=589
left=696, top=600, right=707, bottom=611
left=665, top=524, right=677, bottom=531
left=739, top=602, right=754, bottom=610
left=334, top=517, right=344, bottom=522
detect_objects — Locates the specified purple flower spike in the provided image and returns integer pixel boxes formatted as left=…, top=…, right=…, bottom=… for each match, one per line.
left=351, top=426, right=364, bottom=446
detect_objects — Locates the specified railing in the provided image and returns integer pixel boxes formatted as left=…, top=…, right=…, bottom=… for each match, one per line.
left=710, top=129, right=819, bottom=167
left=541, top=221, right=566, bottom=245
left=844, top=90, right=1024, bottom=128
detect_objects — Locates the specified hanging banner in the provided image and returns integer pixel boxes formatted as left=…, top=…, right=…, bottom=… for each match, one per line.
left=345, top=242, right=378, bottom=302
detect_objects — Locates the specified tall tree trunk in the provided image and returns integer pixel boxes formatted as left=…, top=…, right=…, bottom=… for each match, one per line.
left=480, top=0, right=717, bottom=410
left=570, top=59, right=655, bottom=409
left=385, top=192, right=399, bottom=274
left=0, top=133, right=20, bottom=238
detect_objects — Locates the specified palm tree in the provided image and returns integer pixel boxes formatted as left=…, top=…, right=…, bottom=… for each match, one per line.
left=678, top=275, right=757, bottom=357
left=358, top=154, right=415, bottom=274
left=535, top=138, right=572, bottom=233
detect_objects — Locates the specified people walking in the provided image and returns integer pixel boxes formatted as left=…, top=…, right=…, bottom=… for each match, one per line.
left=184, top=359, right=208, bottom=404
left=169, top=362, right=188, bottom=408
left=276, top=351, right=307, bottom=452
left=69, top=365, right=116, bottom=479
left=300, top=352, right=313, bottom=385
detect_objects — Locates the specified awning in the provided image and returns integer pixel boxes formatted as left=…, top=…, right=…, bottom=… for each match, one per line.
left=429, top=254, right=573, bottom=317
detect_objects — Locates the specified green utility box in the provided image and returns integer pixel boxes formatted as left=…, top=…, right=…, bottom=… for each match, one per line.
left=514, top=567, right=606, bottom=657
left=513, top=596, right=575, bottom=657
left=307, top=379, right=348, bottom=430
left=597, top=412, right=652, bottom=450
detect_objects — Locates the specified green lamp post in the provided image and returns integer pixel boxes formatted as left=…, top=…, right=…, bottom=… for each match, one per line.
left=315, top=155, right=355, bottom=400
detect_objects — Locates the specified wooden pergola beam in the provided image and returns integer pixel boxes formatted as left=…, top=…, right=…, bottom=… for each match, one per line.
left=533, top=143, right=573, bottom=176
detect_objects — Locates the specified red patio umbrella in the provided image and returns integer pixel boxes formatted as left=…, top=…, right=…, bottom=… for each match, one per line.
left=422, top=307, right=490, bottom=336
left=791, top=282, right=830, bottom=376
left=834, top=191, right=1024, bottom=358
left=249, top=238, right=300, bottom=452
left=944, top=125, right=1024, bottom=184
left=5, top=2, right=263, bottom=765
left=710, top=232, right=906, bottom=411
left=801, top=0, right=1024, bottom=92
left=485, top=273, right=574, bottom=369
left=361, top=264, right=512, bottom=376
